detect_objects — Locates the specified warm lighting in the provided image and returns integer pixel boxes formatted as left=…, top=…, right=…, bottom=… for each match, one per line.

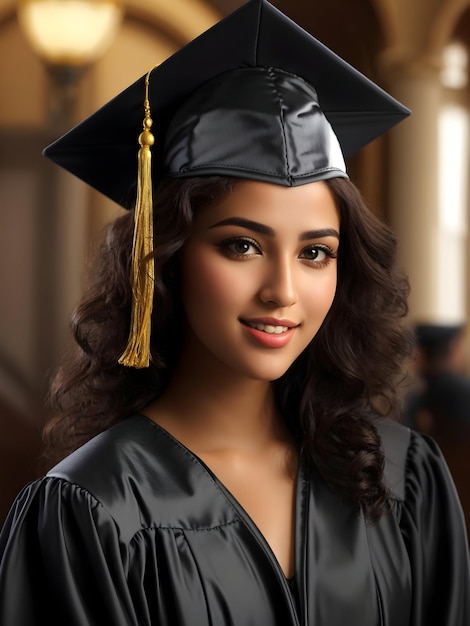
left=436, top=103, right=469, bottom=321
left=17, top=0, right=122, bottom=68
left=441, top=42, right=468, bottom=90
left=17, top=0, right=123, bottom=126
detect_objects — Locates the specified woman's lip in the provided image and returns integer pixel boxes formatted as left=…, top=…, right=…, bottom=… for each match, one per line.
left=241, top=321, right=297, bottom=348
left=241, top=317, right=299, bottom=328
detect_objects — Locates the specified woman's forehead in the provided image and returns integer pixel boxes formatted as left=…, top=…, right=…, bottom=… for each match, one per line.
left=192, top=180, right=340, bottom=232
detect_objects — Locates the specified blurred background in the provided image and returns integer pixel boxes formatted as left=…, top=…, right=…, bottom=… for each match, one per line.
left=1, top=0, right=470, bottom=528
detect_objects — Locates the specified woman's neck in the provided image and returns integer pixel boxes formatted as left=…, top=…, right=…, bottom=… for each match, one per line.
left=145, top=358, right=288, bottom=454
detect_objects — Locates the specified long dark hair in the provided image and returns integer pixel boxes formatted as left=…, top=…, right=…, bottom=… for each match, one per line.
left=45, top=176, right=412, bottom=520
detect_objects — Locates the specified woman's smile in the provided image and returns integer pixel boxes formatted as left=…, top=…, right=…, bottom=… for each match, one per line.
left=241, top=323, right=296, bottom=348
left=240, top=317, right=299, bottom=348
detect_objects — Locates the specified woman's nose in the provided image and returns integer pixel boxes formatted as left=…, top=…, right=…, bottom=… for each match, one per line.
left=258, top=256, right=298, bottom=307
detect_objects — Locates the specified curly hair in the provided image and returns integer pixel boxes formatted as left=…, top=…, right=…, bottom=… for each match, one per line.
left=45, top=176, right=413, bottom=521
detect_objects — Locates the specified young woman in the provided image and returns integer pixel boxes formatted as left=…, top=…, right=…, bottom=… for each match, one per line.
left=1, top=1, right=469, bottom=624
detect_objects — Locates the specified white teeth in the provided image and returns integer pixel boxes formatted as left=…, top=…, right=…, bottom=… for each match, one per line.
left=248, top=322, right=289, bottom=334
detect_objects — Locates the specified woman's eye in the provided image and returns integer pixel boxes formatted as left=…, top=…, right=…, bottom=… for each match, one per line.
left=220, top=237, right=261, bottom=257
left=300, top=245, right=336, bottom=264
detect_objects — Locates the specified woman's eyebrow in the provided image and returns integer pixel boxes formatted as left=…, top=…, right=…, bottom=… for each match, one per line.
left=210, top=217, right=339, bottom=241
left=300, top=228, right=340, bottom=241
left=209, top=217, right=274, bottom=236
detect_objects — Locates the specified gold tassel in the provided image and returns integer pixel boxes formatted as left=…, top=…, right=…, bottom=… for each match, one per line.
left=119, top=68, right=157, bottom=368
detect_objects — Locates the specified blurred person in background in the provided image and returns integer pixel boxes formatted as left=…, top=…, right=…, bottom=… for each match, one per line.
left=405, top=322, right=470, bottom=534
left=405, top=323, right=469, bottom=432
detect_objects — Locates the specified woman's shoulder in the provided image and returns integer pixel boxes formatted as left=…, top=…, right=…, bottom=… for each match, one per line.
left=48, top=415, right=169, bottom=492
left=372, top=419, right=470, bottom=619
left=376, top=417, right=462, bottom=503
left=377, top=417, right=467, bottom=520
left=44, top=414, right=238, bottom=532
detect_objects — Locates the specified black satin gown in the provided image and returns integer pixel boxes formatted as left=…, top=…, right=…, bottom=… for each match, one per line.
left=0, top=415, right=468, bottom=625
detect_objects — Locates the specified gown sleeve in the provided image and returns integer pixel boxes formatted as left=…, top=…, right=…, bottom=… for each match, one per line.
left=0, top=476, right=141, bottom=626
left=399, top=430, right=470, bottom=624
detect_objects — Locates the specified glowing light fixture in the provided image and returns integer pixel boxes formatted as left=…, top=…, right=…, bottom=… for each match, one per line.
left=17, top=0, right=122, bottom=69
left=441, top=42, right=468, bottom=90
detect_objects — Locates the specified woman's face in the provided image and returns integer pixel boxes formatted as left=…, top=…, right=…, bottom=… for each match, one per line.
left=179, top=179, right=339, bottom=382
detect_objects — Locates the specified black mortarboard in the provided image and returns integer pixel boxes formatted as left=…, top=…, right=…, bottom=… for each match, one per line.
left=415, top=324, right=465, bottom=349
left=43, top=0, right=410, bottom=368
left=43, top=0, right=410, bottom=208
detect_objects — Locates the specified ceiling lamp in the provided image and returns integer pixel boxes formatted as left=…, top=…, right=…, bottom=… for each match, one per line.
left=17, top=0, right=122, bottom=78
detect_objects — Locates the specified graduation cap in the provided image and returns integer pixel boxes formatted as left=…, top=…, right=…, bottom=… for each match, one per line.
left=43, top=0, right=410, bottom=368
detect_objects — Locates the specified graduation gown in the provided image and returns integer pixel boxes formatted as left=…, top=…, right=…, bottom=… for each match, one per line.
left=0, top=414, right=469, bottom=625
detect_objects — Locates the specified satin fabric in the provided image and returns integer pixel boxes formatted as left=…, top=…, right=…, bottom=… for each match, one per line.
left=0, top=415, right=468, bottom=625
left=163, top=67, right=347, bottom=186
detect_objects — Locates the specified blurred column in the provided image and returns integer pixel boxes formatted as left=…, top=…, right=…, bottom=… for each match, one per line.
left=16, top=0, right=124, bottom=393
left=437, top=43, right=469, bottom=325
left=384, top=59, right=442, bottom=321
left=383, top=52, right=468, bottom=325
